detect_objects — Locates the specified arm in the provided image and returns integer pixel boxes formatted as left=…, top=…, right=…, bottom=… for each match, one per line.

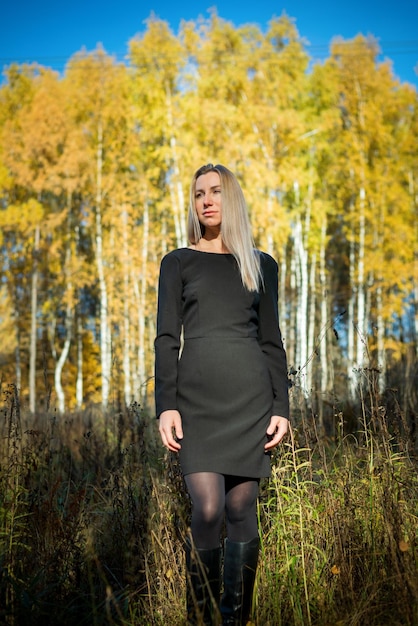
left=154, top=252, right=184, bottom=449
left=257, top=253, right=290, bottom=448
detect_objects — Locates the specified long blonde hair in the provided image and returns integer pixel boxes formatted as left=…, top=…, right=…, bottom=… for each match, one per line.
left=187, top=164, right=262, bottom=292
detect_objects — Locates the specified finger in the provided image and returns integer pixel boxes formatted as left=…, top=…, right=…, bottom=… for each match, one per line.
left=266, top=424, right=275, bottom=436
left=165, top=439, right=181, bottom=452
left=170, top=439, right=182, bottom=451
left=264, top=437, right=277, bottom=450
left=159, top=426, right=168, bottom=447
left=265, top=437, right=280, bottom=450
left=164, top=434, right=180, bottom=451
left=159, top=426, right=181, bottom=452
left=266, top=416, right=281, bottom=436
left=166, top=429, right=182, bottom=451
left=264, top=424, right=288, bottom=450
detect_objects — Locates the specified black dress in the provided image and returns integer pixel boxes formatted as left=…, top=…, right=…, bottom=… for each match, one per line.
left=154, top=248, right=289, bottom=478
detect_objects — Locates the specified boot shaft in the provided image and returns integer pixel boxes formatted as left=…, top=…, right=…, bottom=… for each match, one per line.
left=185, top=539, right=221, bottom=625
left=220, top=536, right=259, bottom=626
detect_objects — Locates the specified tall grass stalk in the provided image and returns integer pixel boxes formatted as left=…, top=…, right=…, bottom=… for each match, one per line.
left=0, top=369, right=417, bottom=625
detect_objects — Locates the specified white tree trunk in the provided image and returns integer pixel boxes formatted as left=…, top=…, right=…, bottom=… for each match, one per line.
left=54, top=312, right=72, bottom=414
left=168, top=171, right=183, bottom=248
left=319, top=223, right=328, bottom=396
left=29, top=224, right=40, bottom=413
left=294, top=218, right=309, bottom=384
left=54, top=197, right=74, bottom=414
left=166, top=89, right=187, bottom=248
left=307, top=253, right=316, bottom=392
left=76, top=311, right=83, bottom=408
left=289, top=250, right=297, bottom=370
left=95, top=121, right=111, bottom=408
left=138, top=200, right=149, bottom=404
left=376, top=285, right=386, bottom=393
left=279, top=249, right=287, bottom=351
left=121, top=205, right=132, bottom=406
left=347, top=199, right=357, bottom=398
left=356, top=187, right=367, bottom=368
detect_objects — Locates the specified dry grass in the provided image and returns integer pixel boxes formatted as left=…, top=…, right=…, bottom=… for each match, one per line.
left=0, top=375, right=417, bottom=625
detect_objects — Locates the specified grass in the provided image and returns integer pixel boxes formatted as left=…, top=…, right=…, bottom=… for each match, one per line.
left=0, top=373, right=417, bottom=625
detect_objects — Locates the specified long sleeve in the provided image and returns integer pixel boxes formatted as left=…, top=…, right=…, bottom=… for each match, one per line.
left=154, top=252, right=183, bottom=418
left=257, top=253, right=290, bottom=419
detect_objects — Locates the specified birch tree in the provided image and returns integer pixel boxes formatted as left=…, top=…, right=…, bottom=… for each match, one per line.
left=65, top=49, right=131, bottom=407
left=0, top=19, right=417, bottom=417
left=317, top=35, right=417, bottom=401
left=129, top=18, right=188, bottom=249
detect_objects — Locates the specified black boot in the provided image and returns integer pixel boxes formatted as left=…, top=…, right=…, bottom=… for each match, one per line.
left=220, top=537, right=259, bottom=626
left=185, top=538, right=221, bottom=625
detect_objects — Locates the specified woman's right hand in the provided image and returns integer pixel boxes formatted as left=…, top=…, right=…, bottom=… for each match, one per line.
left=158, top=410, right=183, bottom=452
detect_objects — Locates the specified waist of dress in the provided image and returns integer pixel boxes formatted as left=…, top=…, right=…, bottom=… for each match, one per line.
left=183, top=334, right=258, bottom=341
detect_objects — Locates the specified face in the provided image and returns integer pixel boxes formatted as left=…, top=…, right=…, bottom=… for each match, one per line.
left=194, top=171, right=222, bottom=230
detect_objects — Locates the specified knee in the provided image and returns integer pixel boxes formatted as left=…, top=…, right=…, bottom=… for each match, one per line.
left=225, top=505, right=245, bottom=526
left=195, top=500, right=224, bottom=528
left=225, top=498, right=256, bottom=526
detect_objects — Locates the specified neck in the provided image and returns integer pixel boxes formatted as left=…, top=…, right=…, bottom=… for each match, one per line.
left=197, top=235, right=229, bottom=254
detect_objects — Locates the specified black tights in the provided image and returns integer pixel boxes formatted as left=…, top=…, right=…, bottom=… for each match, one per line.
left=184, top=472, right=259, bottom=549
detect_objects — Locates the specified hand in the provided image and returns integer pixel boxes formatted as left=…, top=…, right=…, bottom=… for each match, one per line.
left=265, top=415, right=289, bottom=451
left=159, top=409, right=183, bottom=452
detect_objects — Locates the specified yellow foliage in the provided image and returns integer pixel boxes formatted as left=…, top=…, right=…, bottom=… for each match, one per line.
left=0, top=17, right=416, bottom=409
left=0, top=198, right=44, bottom=233
left=0, top=286, right=16, bottom=358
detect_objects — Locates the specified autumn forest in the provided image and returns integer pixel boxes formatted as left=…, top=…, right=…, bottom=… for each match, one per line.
left=1, top=12, right=418, bottom=626
left=0, top=13, right=417, bottom=425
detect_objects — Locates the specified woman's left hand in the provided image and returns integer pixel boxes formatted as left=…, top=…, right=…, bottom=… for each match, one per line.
left=265, top=415, right=289, bottom=450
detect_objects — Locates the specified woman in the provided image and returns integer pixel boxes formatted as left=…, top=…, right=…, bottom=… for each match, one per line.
left=155, top=164, right=289, bottom=625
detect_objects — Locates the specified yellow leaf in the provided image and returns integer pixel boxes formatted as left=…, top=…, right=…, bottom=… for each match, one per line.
left=331, top=564, right=341, bottom=575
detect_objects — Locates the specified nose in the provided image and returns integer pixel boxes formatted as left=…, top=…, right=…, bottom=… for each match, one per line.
left=203, top=193, right=213, bottom=206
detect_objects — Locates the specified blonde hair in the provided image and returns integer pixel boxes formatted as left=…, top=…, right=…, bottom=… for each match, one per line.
left=187, top=164, right=262, bottom=292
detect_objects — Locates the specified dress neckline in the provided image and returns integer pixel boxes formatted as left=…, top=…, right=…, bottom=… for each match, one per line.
left=185, top=247, right=233, bottom=256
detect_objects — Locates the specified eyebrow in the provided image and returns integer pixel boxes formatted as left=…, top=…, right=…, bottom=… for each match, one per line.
left=195, top=184, right=221, bottom=193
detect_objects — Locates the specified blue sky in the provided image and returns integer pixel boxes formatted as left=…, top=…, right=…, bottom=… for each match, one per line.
left=1, top=0, right=417, bottom=88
